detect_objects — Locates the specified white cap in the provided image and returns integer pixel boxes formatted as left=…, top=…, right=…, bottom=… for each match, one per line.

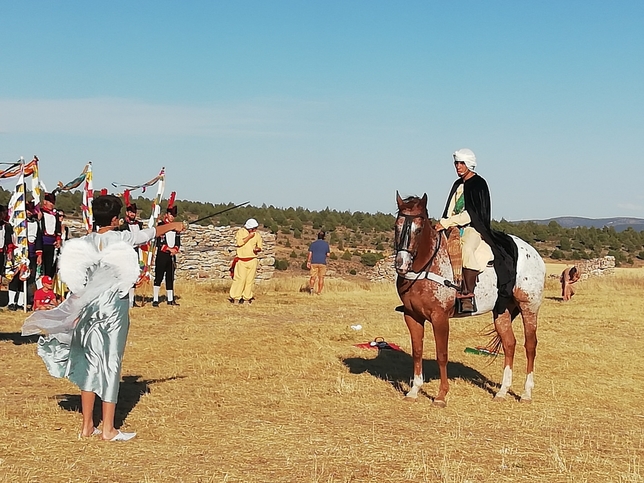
left=244, top=218, right=259, bottom=229
left=453, top=148, right=477, bottom=171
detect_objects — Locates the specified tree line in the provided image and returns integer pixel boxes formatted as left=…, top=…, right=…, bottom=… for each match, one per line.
left=1, top=188, right=642, bottom=265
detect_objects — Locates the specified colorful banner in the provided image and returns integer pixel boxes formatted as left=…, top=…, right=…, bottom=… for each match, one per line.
left=6, top=162, right=29, bottom=283
left=111, top=170, right=165, bottom=194
left=53, top=162, right=90, bottom=194
left=82, top=163, right=94, bottom=232
left=112, top=167, right=166, bottom=287
left=53, top=162, right=93, bottom=232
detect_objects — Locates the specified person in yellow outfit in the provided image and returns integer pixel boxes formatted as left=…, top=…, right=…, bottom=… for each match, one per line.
left=229, top=218, right=263, bottom=304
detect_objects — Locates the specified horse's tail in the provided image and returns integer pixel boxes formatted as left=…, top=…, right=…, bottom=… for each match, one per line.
left=482, top=304, right=521, bottom=361
left=482, top=325, right=503, bottom=362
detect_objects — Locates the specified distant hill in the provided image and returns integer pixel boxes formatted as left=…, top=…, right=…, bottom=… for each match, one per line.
left=523, top=217, right=644, bottom=232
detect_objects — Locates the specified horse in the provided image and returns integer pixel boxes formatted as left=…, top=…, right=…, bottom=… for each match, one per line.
left=394, top=193, right=545, bottom=407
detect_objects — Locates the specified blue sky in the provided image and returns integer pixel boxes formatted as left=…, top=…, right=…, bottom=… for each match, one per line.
left=1, top=1, right=642, bottom=220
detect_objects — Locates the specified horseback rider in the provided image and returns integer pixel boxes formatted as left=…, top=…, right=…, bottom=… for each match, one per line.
left=435, top=148, right=517, bottom=314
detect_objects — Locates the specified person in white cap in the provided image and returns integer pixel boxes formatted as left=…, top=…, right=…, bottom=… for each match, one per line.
left=435, top=148, right=517, bottom=314
left=229, top=218, right=263, bottom=304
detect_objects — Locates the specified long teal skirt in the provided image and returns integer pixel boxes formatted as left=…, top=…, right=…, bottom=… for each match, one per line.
left=36, top=288, right=130, bottom=404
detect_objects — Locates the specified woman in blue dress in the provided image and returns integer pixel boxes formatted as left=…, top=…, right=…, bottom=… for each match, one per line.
left=23, top=195, right=185, bottom=441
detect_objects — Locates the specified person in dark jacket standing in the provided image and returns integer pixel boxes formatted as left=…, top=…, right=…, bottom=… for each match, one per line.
left=0, top=204, right=15, bottom=307
left=152, top=196, right=181, bottom=307
left=39, top=192, right=62, bottom=278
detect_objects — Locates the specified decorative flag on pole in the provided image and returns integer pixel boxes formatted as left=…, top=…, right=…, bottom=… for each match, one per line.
left=28, top=156, right=43, bottom=207
left=112, top=167, right=166, bottom=289
left=7, top=161, right=29, bottom=288
left=54, top=162, right=94, bottom=232
left=83, top=163, right=94, bottom=232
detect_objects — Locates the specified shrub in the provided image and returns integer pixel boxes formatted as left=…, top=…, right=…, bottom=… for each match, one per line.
left=289, top=250, right=298, bottom=259
left=274, top=259, right=289, bottom=270
left=293, top=228, right=302, bottom=239
left=551, top=249, right=564, bottom=260
left=349, top=269, right=357, bottom=275
left=341, top=250, right=353, bottom=260
left=360, top=252, right=384, bottom=267
left=300, top=261, right=308, bottom=270
left=329, top=252, right=338, bottom=260
left=638, top=251, right=644, bottom=260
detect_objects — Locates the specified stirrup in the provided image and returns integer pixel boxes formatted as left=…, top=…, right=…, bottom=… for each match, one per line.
left=456, top=296, right=477, bottom=314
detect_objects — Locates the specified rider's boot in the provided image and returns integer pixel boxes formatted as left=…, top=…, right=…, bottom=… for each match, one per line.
left=456, top=268, right=479, bottom=313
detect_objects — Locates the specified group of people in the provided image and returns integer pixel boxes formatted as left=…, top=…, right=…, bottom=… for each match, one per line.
left=119, top=199, right=182, bottom=307
left=0, top=193, right=69, bottom=311
left=0, top=193, right=183, bottom=311
left=14, top=147, right=583, bottom=443
left=227, top=220, right=331, bottom=304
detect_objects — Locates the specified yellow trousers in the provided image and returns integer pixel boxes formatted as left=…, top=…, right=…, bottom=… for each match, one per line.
left=461, top=227, right=493, bottom=272
left=229, top=258, right=259, bottom=300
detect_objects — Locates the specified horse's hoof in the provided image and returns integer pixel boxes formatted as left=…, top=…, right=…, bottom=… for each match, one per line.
left=493, top=395, right=507, bottom=402
left=432, top=399, right=447, bottom=408
left=403, top=396, right=418, bottom=402
left=520, top=397, right=532, bottom=404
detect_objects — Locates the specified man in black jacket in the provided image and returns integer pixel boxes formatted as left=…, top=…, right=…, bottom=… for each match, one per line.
left=0, top=204, right=15, bottom=307
left=435, top=148, right=517, bottom=314
left=152, top=203, right=181, bottom=307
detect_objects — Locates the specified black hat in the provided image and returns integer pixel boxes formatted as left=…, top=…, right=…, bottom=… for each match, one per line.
left=44, top=192, right=56, bottom=203
left=126, top=203, right=138, bottom=213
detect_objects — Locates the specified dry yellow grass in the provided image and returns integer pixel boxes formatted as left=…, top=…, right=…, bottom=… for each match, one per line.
left=1, top=270, right=643, bottom=482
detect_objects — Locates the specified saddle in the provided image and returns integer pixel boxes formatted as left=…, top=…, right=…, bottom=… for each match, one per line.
left=444, top=227, right=494, bottom=314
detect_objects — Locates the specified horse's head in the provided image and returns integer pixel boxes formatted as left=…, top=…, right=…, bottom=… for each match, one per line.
left=394, top=192, right=429, bottom=275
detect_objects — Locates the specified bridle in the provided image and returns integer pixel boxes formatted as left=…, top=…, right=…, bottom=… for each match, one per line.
left=394, top=213, right=419, bottom=257
left=395, top=211, right=459, bottom=290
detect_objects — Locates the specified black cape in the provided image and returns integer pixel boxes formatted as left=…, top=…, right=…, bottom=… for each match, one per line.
left=442, top=174, right=517, bottom=313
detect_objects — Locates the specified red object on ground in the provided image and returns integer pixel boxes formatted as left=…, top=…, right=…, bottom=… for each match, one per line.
left=354, top=337, right=402, bottom=351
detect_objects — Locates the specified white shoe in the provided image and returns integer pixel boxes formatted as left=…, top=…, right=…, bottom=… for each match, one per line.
left=108, top=430, right=136, bottom=442
left=78, top=427, right=102, bottom=439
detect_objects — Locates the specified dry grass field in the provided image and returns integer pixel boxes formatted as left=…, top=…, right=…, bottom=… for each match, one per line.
left=1, top=267, right=643, bottom=482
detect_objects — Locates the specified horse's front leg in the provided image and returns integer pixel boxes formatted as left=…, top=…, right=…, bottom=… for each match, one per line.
left=493, top=309, right=516, bottom=401
left=431, top=313, right=450, bottom=408
left=403, top=313, right=424, bottom=401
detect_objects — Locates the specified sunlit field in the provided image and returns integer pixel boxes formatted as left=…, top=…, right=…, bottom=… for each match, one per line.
left=1, top=268, right=643, bottom=482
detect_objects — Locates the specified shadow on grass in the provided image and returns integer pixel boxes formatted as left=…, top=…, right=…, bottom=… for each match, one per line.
left=545, top=296, right=564, bottom=302
left=343, top=349, right=521, bottom=401
left=0, top=332, right=39, bottom=345
left=55, top=374, right=186, bottom=428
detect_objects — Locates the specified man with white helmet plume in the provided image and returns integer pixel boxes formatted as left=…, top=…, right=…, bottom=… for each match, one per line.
left=229, top=218, right=263, bottom=304
left=435, top=148, right=517, bottom=314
